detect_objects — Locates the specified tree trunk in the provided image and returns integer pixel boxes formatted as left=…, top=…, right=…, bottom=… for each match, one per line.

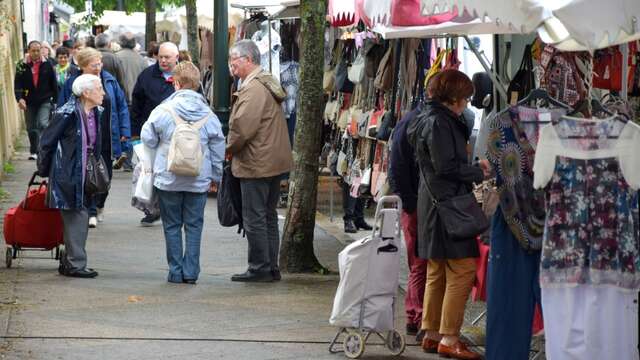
left=279, top=0, right=327, bottom=274
left=185, top=0, right=199, bottom=66
left=144, top=0, right=157, bottom=50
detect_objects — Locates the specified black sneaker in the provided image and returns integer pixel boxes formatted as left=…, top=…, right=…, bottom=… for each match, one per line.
left=140, top=213, right=160, bottom=227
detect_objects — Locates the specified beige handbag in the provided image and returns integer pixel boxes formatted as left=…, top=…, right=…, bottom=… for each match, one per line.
left=348, top=49, right=366, bottom=84
left=323, top=69, right=336, bottom=94
left=323, top=99, right=340, bottom=124
left=337, top=108, right=351, bottom=130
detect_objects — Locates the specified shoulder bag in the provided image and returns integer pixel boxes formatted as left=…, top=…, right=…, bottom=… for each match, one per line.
left=420, top=169, right=489, bottom=240
left=82, top=113, right=110, bottom=196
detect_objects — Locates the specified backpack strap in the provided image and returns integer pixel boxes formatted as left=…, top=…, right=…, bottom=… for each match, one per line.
left=162, top=105, right=208, bottom=130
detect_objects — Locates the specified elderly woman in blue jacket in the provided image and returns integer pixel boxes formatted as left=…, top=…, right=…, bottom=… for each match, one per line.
left=58, top=47, right=130, bottom=228
left=38, top=74, right=105, bottom=278
left=141, top=61, right=225, bottom=284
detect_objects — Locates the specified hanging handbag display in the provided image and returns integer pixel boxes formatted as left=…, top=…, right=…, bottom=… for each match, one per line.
left=592, top=46, right=635, bottom=92
left=507, top=44, right=536, bottom=105
left=81, top=116, right=110, bottom=196
left=348, top=48, right=366, bottom=84
left=425, top=49, right=446, bottom=87
left=374, top=43, right=395, bottom=91
left=420, top=168, right=489, bottom=241
left=323, top=40, right=341, bottom=94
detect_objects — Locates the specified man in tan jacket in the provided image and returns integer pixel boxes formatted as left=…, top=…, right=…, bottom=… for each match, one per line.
left=227, top=40, right=294, bottom=282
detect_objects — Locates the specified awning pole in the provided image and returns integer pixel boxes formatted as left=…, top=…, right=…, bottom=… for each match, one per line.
left=463, top=35, right=508, bottom=102
left=214, top=0, right=231, bottom=134
left=622, top=43, right=629, bottom=100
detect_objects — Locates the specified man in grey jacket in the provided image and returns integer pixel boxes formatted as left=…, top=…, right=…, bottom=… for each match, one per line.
left=95, top=33, right=125, bottom=92
left=116, top=32, right=147, bottom=106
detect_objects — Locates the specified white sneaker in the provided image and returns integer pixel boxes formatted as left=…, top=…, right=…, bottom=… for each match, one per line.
left=97, top=208, right=104, bottom=222
left=28, top=154, right=37, bottom=160
left=88, top=216, right=97, bottom=228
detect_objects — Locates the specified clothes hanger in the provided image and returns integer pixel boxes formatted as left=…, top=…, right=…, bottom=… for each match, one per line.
left=517, top=88, right=572, bottom=110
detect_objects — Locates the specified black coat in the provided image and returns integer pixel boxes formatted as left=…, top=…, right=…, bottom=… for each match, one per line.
left=130, top=63, right=175, bottom=137
left=37, top=96, right=103, bottom=209
left=388, top=106, right=421, bottom=213
left=14, top=59, right=58, bottom=107
left=409, top=100, right=484, bottom=260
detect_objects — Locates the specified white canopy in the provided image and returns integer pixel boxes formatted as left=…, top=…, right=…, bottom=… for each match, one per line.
left=419, top=0, right=640, bottom=50
left=373, top=17, right=521, bottom=39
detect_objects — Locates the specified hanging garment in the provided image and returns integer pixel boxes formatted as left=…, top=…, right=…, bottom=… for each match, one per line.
left=533, top=116, right=640, bottom=290
left=252, top=22, right=282, bottom=82
left=280, top=61, right=300, bottom=118
left=541, top=285, right=639, bottom=360
left=485, top=106, right=566, bottom=251
left=486, top=208, right=541, bottom=360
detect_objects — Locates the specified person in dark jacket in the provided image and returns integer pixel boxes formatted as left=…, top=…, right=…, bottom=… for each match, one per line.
left=14, top=40, right=58, bottom=159
left=95, top=33, right=125, bottom=92
left=130, top=42, right=178, bottom=226
left=58, top=47, right=131, bottom=228
left=408, top=70, right=490, bottom=360
left=388, top=104, right=427, bottom=339
left=37, top=74, right=105, bottom=278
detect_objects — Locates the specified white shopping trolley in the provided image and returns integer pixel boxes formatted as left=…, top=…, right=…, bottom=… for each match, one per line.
left=329, top=195, right=406, bottom=359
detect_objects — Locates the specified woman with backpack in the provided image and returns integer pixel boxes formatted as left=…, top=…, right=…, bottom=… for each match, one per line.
left=140, top=61, right=225, bottom=284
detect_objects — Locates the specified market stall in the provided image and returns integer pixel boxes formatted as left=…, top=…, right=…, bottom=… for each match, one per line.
left=320, top=1, right=640, bottom=359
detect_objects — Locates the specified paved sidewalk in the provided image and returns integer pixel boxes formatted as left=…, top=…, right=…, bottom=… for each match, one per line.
left=0, top=144, right=441, bottom=360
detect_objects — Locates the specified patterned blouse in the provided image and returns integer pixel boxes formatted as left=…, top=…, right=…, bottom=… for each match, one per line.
left=485, top=106, right=566, bottom=251
left=533, top=116, right=640, bottom=290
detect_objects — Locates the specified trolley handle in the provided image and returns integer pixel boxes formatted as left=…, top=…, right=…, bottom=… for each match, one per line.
left=371, top=195, right=403, bottom=241
left=22, top=171, right=48, bottom=209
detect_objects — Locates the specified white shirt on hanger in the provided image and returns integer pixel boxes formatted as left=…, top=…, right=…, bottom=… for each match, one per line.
left=252, top=21, right=282, bottom=82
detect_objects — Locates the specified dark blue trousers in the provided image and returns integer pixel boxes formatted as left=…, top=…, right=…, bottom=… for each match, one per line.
left=486, top=208, right=541, bottom=360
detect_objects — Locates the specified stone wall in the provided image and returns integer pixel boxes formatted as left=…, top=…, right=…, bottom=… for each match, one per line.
left=0, top=0, right=24, bottom=171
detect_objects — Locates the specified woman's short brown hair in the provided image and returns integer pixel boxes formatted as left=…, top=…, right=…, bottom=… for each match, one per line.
left=173, top=61, right=200, bottom=90
left=75, top=47, right=102, bottom=68
left=428, top=69, right=474, bottom=105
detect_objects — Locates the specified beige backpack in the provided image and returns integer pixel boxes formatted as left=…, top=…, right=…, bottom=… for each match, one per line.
left=163, top=106, right=208, bottom=177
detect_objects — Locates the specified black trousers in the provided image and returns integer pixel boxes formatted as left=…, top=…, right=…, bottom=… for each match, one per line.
left=341, top=181, right=365, bottom=222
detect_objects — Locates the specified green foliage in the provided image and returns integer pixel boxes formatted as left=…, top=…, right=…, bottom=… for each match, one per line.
left=0, top=187, right=9, bottom=202
left=65, top=0, right=183, bottom=16
left=3, top=163, right=15, bottom=175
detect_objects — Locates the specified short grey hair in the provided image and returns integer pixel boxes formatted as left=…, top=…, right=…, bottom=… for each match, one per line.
left=229, top=40, right=260, bottom=65
left=95, top=33, right=111, bottom=49
left=118, top=32, right=137, bottom=49
left=72, top=74, right=101, bottom=97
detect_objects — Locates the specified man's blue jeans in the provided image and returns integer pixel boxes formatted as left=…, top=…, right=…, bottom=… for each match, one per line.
left=156, top=189, right=208, bottom=283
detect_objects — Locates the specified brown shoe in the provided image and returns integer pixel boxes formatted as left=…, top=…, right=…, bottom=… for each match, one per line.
left=421, top=337, right=438, bottom=353
left=437, top=341, right=481, bottom=359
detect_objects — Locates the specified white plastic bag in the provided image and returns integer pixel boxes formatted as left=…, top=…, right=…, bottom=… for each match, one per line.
left=132, top=143, right=156, bottom=204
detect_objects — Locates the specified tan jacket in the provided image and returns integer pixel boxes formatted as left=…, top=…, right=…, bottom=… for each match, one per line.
left=227, top=69, right=293, bottom=178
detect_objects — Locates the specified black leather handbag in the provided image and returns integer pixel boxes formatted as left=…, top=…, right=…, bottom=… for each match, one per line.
left=421, top=170, right=489, bottom=240
left=85, top=152, right=110, bottom=195
left=81, top=115, right=110, bottom=196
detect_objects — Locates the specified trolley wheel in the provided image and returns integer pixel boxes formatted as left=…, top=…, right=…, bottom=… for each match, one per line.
left=5, top=248, right=12, bottom=268
left=343, top=331, right=365, bottom=359
left=386, top=329, right=406, bottom=356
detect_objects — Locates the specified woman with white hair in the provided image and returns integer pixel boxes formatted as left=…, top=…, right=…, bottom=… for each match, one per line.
left=37, top=74, right=106, bottom=279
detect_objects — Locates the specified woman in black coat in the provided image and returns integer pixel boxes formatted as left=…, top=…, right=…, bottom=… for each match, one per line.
left=409, top=70, right=490, bottom=359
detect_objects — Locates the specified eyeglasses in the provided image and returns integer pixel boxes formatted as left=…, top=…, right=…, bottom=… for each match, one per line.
left=228, top=55, right=247, bottom=65
left=88, top=62, right=103, bottom=70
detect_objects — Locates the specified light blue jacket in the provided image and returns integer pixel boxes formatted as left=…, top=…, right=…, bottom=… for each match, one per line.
left=141, top=90, right=225, bottom=193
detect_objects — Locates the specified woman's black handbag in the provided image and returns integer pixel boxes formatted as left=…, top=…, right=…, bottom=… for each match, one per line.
left=81, top=113, right=110, bottom=196
left=421, top=171, right=489, bottom=240
left=85, top=152, right=110, bottom=195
